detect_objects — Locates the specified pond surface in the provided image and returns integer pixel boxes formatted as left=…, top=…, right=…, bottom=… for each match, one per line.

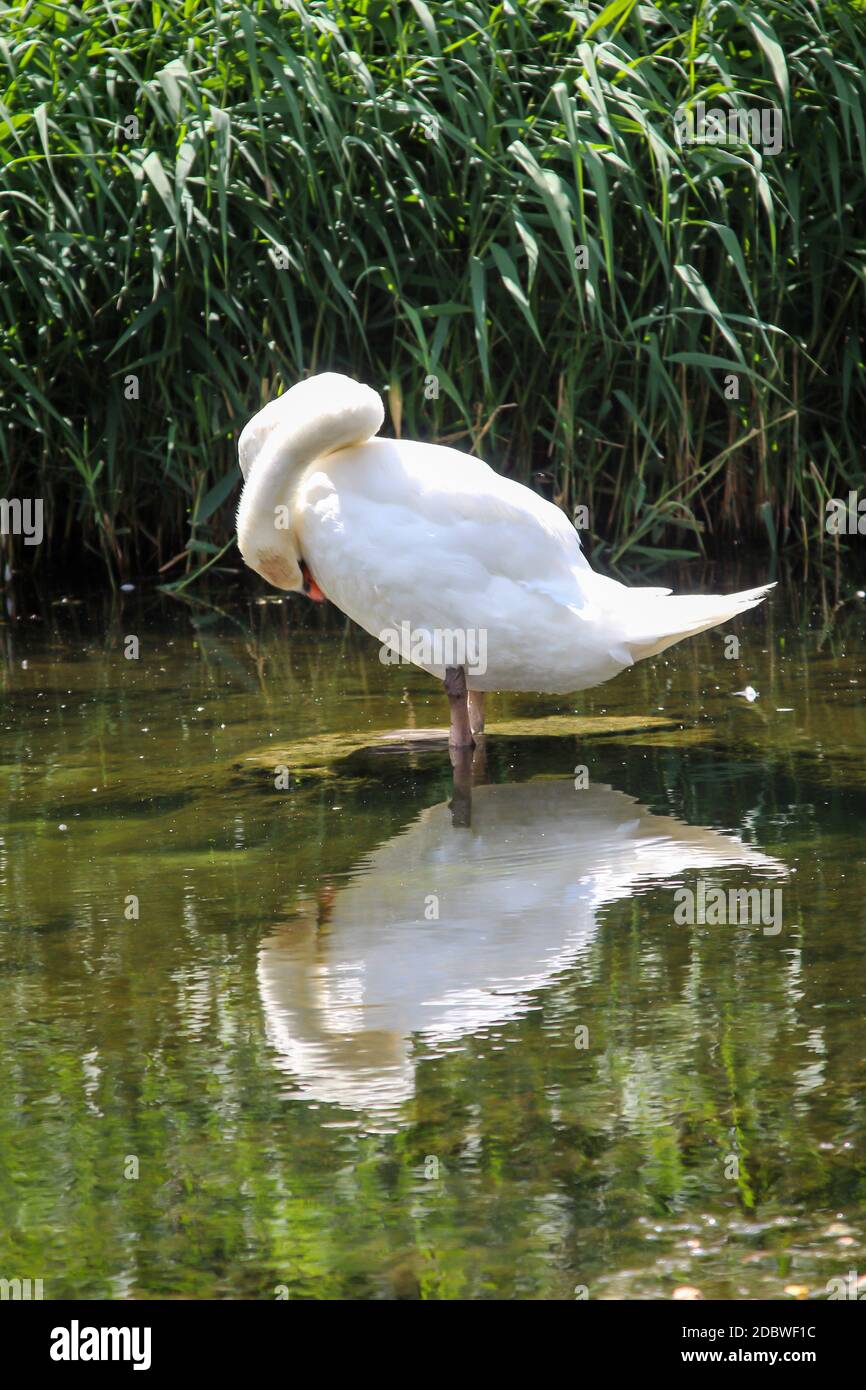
left=1, top=569, right=864, bottom=1299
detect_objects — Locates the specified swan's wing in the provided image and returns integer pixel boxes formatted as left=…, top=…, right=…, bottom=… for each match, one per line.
left=298, top=438, right=590, bottom=626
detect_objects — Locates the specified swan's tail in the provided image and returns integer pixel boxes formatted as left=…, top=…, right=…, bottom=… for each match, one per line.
left=236, top=373, right=383, bottom=587
left=604, top=581, right=775, bottom=663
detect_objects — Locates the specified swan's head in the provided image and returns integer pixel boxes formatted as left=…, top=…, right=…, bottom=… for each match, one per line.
left=236, top=373, right=383, bottom=591
left=236, top=392, right=307, bottom=592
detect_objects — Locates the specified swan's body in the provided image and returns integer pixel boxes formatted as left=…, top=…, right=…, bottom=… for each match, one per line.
left=236, top=373, right=773, bottom=704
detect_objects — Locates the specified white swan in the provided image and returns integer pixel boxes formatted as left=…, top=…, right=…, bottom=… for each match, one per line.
left=258, top=780, right=786, bottom=1123
left=236, top=373, right=773, bottom=744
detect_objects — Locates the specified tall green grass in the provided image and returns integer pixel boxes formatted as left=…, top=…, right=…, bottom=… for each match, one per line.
left=1, top=0, right=864, bottom=579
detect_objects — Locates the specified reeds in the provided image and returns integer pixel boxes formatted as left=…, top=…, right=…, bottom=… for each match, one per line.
left=1, top=0, right=864, bottom=578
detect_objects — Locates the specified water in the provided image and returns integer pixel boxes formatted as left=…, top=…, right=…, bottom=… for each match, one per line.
left=1, top=574, right=864, bottom=1299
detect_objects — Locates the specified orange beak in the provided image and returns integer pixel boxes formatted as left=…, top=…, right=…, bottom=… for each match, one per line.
left=300, top=560, right=326, bottom=603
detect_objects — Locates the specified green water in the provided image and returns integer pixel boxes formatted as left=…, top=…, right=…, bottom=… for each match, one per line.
left=1, top=575, right=865, bottom=1300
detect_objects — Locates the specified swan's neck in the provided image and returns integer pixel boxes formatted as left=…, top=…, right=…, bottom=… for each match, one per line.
left=236, top=433, right=304, bottom=590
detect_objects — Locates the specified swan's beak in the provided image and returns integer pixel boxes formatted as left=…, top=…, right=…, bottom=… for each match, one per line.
left=300, top=560, right=325, bottom=603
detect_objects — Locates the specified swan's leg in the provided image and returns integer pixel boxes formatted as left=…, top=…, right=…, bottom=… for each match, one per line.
left=467, top=690, right=486, bottom=737
left=444, top=665, right=474, bottom=749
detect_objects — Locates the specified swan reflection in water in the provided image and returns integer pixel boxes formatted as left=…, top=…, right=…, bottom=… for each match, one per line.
left=258, top=778, right=784, bottom=1123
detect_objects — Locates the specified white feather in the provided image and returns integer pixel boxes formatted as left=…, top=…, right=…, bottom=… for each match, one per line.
left=237, top=373, right=774, bottom=692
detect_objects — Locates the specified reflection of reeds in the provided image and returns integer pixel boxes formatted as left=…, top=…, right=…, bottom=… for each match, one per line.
left=1, top=1, right=864, bottom=579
